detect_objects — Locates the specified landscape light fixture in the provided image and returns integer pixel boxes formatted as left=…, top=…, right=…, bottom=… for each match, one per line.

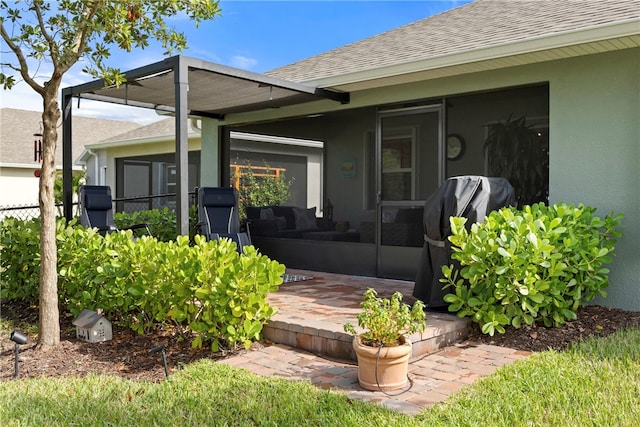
left=10, top=331, right=28, bottom=378
left=148, top=343, right=169, bottom=378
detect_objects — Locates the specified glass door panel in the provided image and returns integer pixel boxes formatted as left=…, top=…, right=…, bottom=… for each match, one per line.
left=377, top=106, right=442, bottom=280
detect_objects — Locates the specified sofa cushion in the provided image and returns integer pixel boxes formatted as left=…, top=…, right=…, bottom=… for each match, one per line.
left=272, top=206, right=296, bottom=229
left=293, top=207, right=318, bottom=230
left=260, top=207, right=275, bottom=220
left=245, top=206, right=262, bottom=220
left=275, top=216, right=288, bottom=231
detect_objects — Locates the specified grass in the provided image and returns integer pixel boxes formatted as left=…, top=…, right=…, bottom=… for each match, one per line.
left=420, top=328, right=640, bottom=426
left=1, top=329, right=639, bottom=426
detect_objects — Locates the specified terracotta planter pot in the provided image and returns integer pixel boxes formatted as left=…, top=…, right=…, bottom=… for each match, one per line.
left=352, top=335, right=412, bottom=391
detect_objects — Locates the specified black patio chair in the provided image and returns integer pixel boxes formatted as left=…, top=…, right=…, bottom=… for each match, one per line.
left=196, top=186, right=251, bottom=253
left=78, top=185, right=151, bottom=237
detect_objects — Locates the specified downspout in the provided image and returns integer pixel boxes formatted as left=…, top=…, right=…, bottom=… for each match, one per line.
left=83, top=149, right=100, bottom=185
left=190, top=117, right=202, bottom=132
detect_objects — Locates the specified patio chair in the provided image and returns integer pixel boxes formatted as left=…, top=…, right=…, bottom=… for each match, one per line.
left=78, top=185, right=151, bottom=237
left=196, top=186, right=251, bottom=253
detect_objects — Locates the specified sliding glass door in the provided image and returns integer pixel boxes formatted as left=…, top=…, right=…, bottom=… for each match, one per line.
left=376, top=105, right=443, bottom=279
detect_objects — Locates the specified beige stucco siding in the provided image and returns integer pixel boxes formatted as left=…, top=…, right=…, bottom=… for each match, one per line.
left=549, top=48, right=639, bottom=310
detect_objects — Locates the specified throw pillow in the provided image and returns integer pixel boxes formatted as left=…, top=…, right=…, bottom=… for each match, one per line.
left=275, top=216, right=288, bottom=231
left=293, top=207, right=318, bottom=230
left=260, top=207, right=275, bottom=220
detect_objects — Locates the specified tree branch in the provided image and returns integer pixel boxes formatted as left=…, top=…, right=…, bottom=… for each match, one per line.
left=0, top=20, right=45, bottom=95
left=59, top=1, right=101, bottom=74
left=32, top=0, right=59, bottom=66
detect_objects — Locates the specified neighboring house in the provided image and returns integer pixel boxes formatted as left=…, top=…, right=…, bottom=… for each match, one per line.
left=0, top=108, right=141, bottom=208
left=78, top=117, right=324, bottom=212
left=62, top=0, right=640, bottom=311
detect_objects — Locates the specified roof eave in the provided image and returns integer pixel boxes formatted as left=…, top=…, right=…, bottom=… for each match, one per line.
left=304, top=19, right=640, bottom=89
left=85, top=132, right=201, bottom=149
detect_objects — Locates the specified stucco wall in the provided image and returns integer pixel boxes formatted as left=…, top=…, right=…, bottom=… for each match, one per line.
left=0, top=167, right=40, bottom=206
left=549, top=49, right=639, bottom=310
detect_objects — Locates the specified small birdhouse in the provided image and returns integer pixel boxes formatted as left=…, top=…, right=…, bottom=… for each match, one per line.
left=73, top=309, right=112, bottom=343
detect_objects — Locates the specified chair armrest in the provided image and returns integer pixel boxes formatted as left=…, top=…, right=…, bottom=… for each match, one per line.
left=241, top=221, right=252, bottom=241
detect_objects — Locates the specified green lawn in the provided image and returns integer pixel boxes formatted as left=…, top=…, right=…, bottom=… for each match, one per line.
left=1, top=328, right=638, bottom=427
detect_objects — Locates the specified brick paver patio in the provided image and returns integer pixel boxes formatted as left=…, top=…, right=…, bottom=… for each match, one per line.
left=219, top=270, right=531, bottom=415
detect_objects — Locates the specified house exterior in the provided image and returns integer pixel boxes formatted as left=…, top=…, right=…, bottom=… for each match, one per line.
left=78, top=117, right=325, bottom=212
left=223, top=0, right=639, bottom=310
left=62, top=0, right=639, bottom=311
left=0, top=108, right=141, bottom=210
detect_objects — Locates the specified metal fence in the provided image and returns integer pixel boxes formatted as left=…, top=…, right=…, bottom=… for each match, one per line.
left=0, top=193, right=196, bottom=222
left=0, top=203, right=47, bottom=221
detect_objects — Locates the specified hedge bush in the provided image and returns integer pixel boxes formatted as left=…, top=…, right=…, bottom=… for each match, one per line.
left=113, top=206, right=199, bottom=242
left=1, top=218, right=285, bottom=351
left=442, top=203, right=623, bottom=336
left=0, top=217, right=42, bottom=302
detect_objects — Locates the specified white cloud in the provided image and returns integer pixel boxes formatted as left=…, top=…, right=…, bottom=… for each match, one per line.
left=1, top=81, right=162, bottom=124
left=229, top=55, right=258, bottom=70
left=1, top=60, right=163, bottom=124
left=1, top=78, right=51, bottom=112
left=73, top=100, right=164, bottom=125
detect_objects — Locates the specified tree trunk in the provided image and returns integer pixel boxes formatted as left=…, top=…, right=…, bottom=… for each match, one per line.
left=36, top=82, right=62, bottom=350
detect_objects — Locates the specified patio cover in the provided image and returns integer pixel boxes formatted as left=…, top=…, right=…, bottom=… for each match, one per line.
left=413, top=176, right=516, bottom=308
left=61, top=55, right=349, bottom=234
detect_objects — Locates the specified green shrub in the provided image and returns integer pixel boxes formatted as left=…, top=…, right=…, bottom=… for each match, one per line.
left=233, top=161, right=293, bottom=220
left=442, top=203, right=623, bottom=336
left=2, top=217, right=285, bottom=351
left=114, top=206, right=201, bottom=243
left=113, top=207, right=175, bottom=241
left=174, top=236, right=285, bottom=351
left=0, top=217, right=42, bottom=303
left=62, top=233, right=284, bottom=351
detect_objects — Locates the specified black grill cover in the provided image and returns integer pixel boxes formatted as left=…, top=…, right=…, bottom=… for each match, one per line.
left=413, top=176, right=516, bottom=308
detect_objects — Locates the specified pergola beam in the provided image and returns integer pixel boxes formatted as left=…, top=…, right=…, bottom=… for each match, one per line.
left=61, top=55, right=350, bottom=234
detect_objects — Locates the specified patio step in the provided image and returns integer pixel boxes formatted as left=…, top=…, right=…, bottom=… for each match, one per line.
left=263, top=271, right=471, bottom=361
left=263, top=311, right=471, bottom=361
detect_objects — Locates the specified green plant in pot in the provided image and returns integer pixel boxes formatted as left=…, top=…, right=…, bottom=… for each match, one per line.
left=344, top=288, right=426, bottom=391
left=484, top=115, right=549, bottom=208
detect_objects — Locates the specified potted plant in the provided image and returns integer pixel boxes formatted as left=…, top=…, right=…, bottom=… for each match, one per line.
left=484, top=115, right=549, bottom=208
left=344, top=288, right=426, bottom=391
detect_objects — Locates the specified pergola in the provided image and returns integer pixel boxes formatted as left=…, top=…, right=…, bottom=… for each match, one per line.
left=61, top=55, right=349, bottom=234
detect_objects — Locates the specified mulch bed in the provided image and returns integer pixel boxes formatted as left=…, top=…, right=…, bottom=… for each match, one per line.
left=467, top=304, right=640, bottom=352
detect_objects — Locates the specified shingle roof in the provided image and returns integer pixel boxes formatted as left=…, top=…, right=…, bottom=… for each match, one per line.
left=94, top=118, right=200, bottom=145
left=98, top=118, right=175, bottom=143
left=0, top=108, right=142, bottom=165
left=266, top=0, right=640, bottom=82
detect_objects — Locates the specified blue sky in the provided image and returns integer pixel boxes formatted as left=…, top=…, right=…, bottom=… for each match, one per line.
left=1, top=0, right=471, bottom=123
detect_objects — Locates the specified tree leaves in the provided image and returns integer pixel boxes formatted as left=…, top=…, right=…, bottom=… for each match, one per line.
left=1, top=0, right=222, bottom=88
